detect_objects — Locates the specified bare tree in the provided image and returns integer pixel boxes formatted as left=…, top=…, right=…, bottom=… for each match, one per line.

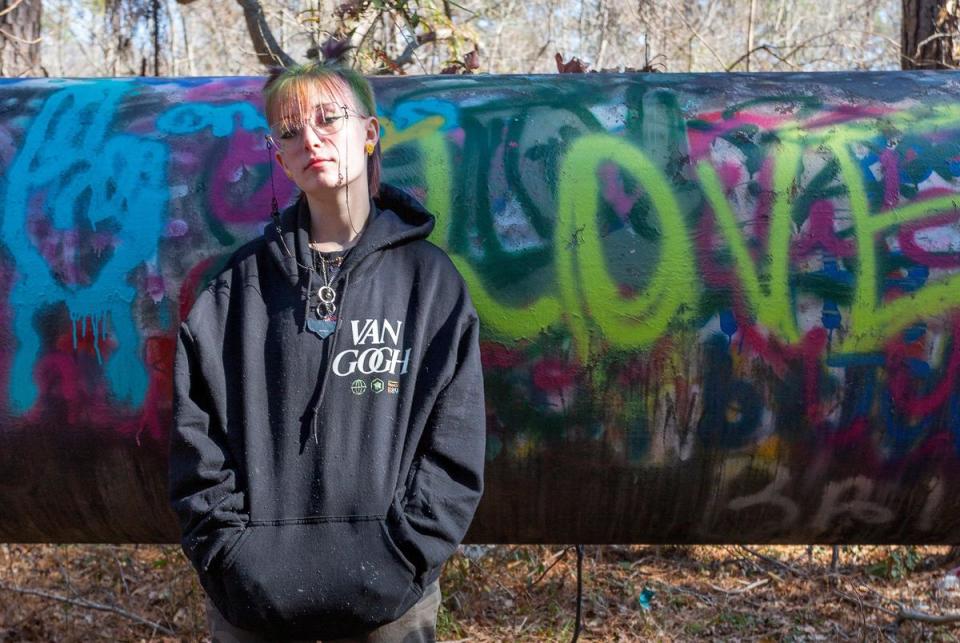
left=902, top=0, right=960, bottom=68
left=37, top=0, right=904, bottom=76
left=0, top=0, right=42, bottom=77
left=170, top=0, right=478, bottom=73
left=175, top=0, right=295, bottom=67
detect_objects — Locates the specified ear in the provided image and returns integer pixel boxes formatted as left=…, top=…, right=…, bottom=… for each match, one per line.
left=366, top=116, right=381, bottom=149
left=275, top=150, right=293, bottom=179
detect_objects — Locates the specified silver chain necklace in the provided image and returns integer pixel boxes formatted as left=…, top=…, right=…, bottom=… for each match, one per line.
left=312, top=250, right=345, bottom=317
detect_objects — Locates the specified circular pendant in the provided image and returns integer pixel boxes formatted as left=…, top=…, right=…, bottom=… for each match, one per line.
left=315, top=302, right=336, bottom=318
left=317, top=285, right=336, bottom=305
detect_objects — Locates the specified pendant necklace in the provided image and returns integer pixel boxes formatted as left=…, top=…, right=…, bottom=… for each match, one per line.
left=305, top=245, right=346, bottom=340
left=313, top=248, right=344, bottom=317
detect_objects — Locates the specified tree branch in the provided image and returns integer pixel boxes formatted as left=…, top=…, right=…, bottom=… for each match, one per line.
left=0, top=0, right=24, bottom=18
left=726, top=43, right=798, bottom=71
left=233, top=0, right=295, bottom=67
left=913, top=31, right=959, bottom=59
left=737, top=545, right=802, bottom=575
left=746, top=0, right=757, bottom=71
left=0, top=25, right=40, bottom=45
left=897, top=609, right=960, bottom=625
left=835, top=587, right=960, bottom=627
left=0, top=580, right=175, bottom=637
left=391, top=28, right=423, bottom=68
left=667, top=0, right=727, bottom=69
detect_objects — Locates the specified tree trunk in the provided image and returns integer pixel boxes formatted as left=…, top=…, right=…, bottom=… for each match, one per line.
left=234, top=0, right=295, bottom=67
left=902, top=0, right=960, bottom=69
left=0, top=0, right=42, bottom=77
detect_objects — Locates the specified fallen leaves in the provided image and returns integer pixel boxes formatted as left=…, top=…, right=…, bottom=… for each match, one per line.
left=1, top=544, right=960, bottom=641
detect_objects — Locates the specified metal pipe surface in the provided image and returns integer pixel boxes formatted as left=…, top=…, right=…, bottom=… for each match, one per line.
left=0, top=73, right=959, bottom=544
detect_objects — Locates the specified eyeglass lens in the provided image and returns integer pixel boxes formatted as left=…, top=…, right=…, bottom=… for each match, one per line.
left=270, top=104, right=348, bottom=147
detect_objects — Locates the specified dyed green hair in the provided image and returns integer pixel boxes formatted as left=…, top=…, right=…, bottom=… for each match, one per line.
left=263, top=61, right=382, bottom=197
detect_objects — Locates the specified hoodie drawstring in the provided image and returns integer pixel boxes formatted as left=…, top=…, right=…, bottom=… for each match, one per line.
left=308, top=271, right=349, bottom=447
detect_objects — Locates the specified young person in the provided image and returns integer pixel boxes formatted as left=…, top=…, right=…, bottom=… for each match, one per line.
left=168, top=59, right=486, bottom=642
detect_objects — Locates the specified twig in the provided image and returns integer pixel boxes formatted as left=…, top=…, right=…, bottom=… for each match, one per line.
left=110, top=549, right=131, bottom=599
left=650, top=580, right=716, bottom=607
left=0, top=580, right=175, bottom=636
left=708, top=578, right=770, bottom=594
left=392, top=30, right=425, bottom=70
left=832, top=588, right=898, bottom=618
left=0, top=25, right=40, bottom=45
left=723, top=545, right=762, bottom=574
left=725, top=44, right=798, bottom=71
left=861, top=584, right=960, bottom=626
left=912, top=31, right=959, bottom=61
left=897, top=609, right=960, bottom=625
left=354, top=9, right=383, bottom=67
left=55, top=557, right=77, bottom=599
left=442, top=0, right=474, bottom=14
left=841, top=582, right=869, bottom=631
left=527, top=547, right=569, bottom=588
left=738, top=545, right=802, bottom=576
left=746, top=0, right=757, bottom=71
left=836, top=586, right=960, bottom=626
left=234, top=0, right=295, bottom=67
left=668, top=0, right=727, bottom=69
left=515, top=615, right=528, bottom=635
left=0, top=0, right=24, bottom=18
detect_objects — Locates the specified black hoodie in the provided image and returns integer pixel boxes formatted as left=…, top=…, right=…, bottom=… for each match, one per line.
left=168, top=184, right=486, bottom=640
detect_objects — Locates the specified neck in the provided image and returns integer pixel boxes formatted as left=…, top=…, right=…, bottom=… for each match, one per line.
left=304, top=179, right=371, bottom=252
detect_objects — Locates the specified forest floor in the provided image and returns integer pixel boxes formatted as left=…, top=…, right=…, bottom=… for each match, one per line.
left=1, top=543, right=960, bottom=641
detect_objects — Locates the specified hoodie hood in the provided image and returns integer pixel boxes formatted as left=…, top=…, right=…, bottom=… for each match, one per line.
left=264, top=183, right=436, bottom=288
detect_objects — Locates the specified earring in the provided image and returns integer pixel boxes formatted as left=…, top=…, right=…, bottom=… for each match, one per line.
left=365, top=142, right=375, bottom=156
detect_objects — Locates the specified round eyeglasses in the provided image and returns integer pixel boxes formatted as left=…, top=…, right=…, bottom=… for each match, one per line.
left=266, top=103, right=368, bottom=150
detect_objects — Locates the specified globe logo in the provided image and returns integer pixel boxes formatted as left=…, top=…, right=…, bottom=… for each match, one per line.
left=351, top=379, right=367, bottom=395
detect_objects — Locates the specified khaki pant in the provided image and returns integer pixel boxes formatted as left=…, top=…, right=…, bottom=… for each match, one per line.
left=205, top=579, right=442, bottom=643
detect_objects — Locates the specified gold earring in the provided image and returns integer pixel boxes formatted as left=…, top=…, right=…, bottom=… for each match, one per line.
left=365, top=142, right=375, bottom=156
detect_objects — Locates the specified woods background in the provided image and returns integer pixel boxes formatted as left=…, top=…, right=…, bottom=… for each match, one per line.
left=5, top=0, right=960, bottom=641
left=0, top=0, right=916, bottom=78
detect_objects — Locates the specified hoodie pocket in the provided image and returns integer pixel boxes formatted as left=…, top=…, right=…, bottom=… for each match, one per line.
left=215, top=517, right=423, bottom=639
left=219, top=526, right=253, bottom=573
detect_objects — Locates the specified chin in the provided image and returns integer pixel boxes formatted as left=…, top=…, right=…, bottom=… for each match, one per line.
left=297, top=173, right=343, bottom=191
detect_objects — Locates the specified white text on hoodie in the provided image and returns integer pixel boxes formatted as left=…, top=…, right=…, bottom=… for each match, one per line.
left=332, top=319, right=410, bottom=376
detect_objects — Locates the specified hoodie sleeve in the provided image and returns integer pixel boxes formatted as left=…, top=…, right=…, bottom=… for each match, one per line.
left=168, top=321, right=249, bottom=575
left=388, top=301, right=486, bottom=585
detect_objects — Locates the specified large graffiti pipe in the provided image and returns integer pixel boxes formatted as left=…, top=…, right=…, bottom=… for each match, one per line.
left=0, top=73, right=959, bottom=544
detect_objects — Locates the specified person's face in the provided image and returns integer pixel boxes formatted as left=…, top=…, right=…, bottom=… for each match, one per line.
left=270, top=86, right=379, bottom=197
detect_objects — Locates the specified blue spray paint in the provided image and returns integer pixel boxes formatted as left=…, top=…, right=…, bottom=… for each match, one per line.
left=1, top=84, right=167, bottom=412
left=156, top=102, right=267, bottom=137
left=383, top=98, right=460, bottom=131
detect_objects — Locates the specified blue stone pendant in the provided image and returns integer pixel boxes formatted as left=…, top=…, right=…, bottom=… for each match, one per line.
left=306, top=317, right=337, bottom=339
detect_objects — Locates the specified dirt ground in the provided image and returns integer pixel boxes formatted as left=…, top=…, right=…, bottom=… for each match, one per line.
left=1, top=543, right=960, bottom=641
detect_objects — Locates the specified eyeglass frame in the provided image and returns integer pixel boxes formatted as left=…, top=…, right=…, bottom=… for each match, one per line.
left=265, top=103, right=373, bottom=151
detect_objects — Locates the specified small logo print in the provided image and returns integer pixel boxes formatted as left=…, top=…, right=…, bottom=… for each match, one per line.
left=371, top=378, right=385, bottom=394
left=351, top=379, right=367, bottom=395
left=387, top=380, right=400, bottom=394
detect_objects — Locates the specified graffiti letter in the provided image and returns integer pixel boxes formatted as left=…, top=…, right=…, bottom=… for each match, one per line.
left=556, top=134, right=698, bottom=359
